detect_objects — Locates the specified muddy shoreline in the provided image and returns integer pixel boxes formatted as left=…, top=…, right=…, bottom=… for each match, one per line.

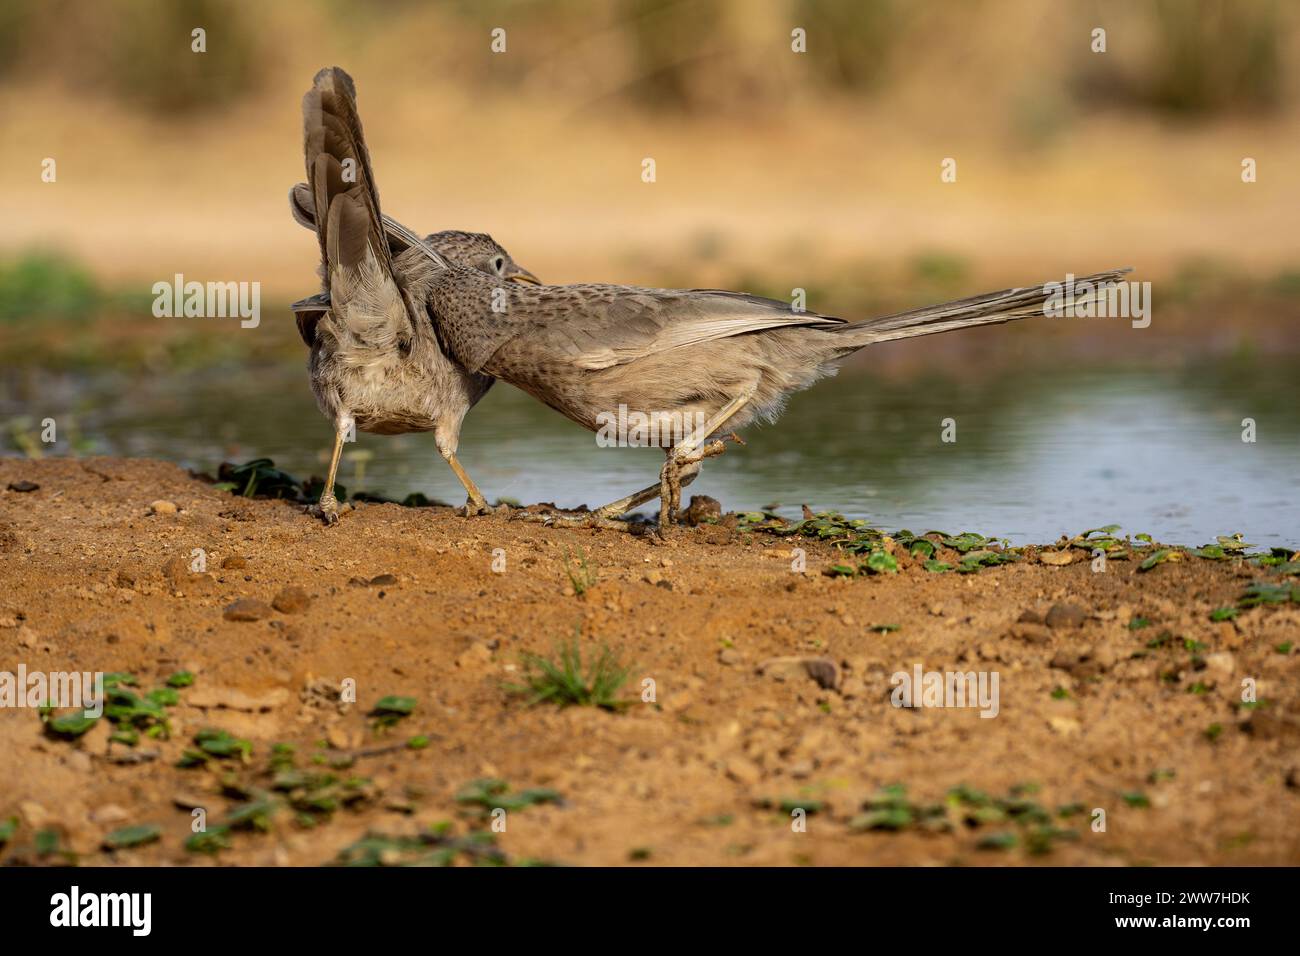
left=1, top=457, right=1297, bottom=866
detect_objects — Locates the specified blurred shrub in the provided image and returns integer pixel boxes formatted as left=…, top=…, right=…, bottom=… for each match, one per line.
left=0, top=251, right=99, bottom=323
left=104, top=0, right=263, bottom=114
left=2, top=0, right=262, bottom=115
left=793, top=0, right=900, bottom=91
left=620, top=0, right=724, bottom=111
left=1075, top=0, right=1283, bottom=116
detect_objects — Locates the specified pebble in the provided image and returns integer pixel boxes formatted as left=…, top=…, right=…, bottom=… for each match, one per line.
left=757, top=656, right=840, bottom=690
left=223, top=598, right=274, bottom=622
left=1010, top=623, right=1050, bottom=644
left=1205, top=652, right=1235, bottom=678
left=90, top=804, right=130, bottom=824
left=149, top=500, right=178, bottom=515
left=19, top=800, right=50, bottom=827
left=272, top=586, right=311, bottom=614
left=1039, top=550, right=1074, bottom=566
left=1045, top=603, right=1087, bottom=629
left=7, top=480, right=39, bottom=493
left=369, top=573, right=399, bottom=586
left=221, top=555, right=248, bottom=570
left=684, top=495, right=722, bottom=526
left=718, top=648, right=743, bottom=666
left=725, top=757, right=762, bottom=785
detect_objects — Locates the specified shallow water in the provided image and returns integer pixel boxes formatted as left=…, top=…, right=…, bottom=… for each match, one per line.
left=4, top=354, right=1298, bottom=547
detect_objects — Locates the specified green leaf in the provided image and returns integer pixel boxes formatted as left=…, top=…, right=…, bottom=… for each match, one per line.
left=103, top=824, right=161, bottom=849
left=1139, top=548, right=1175, bottom=571
left=45, top=712, right=99, bottom=738
left=166, top=671, right=195, bottom=688
left=862, top=551, right=898, bottom=575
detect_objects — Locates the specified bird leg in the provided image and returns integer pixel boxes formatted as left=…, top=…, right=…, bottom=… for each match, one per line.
left=308, top=428, right=347, bottom=525
left=515, top=391, right=754, bottom=532
left=658, top=391, right=754, bottom=532
left=441, top=448, right=493, bottom=516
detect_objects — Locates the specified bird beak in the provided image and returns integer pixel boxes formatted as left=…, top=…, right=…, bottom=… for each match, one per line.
left=508, top=267, right=541, bottom=285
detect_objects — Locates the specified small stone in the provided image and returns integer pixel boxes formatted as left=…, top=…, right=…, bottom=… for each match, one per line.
left=161, top=554, right=191, bottom=587
left=725, top=757, right=762, bottom=785
left=1092, top=644, right=1119, bottom=670
left=90, top=804, right=130, bottom=824
left=1010, top=623, right=1050, bottom=645
left=272, top=586, right=311, bottom=614
left=369, top=573, right=398, bottom=586
left=1205, top=652, right=1235, bottom=678
left=149, top=500, right=178, bottom=515
left=718, top=648, right=743, bottom=666
left=1048, top=715, right=1081, bottom=737
left=757, top=656, right=839, bottom=690
left=1039, top=550, right=1074, bottom=566
left=327, top=725, right=362, bottom=750
left=456, top=642, right=493, bottom=668
left=1017, top=606, right=1046, bottom=625
left=7, top=480, right=39, bottom=493
left=683, top=495, right=722, bottom=526
left=221, top=555, right=248, bottom=570
left=19, top=800, right=50, bottom=827
left=1045, top=603, right=1087, bottom=629
left=223, top=598, right=274, bottom=622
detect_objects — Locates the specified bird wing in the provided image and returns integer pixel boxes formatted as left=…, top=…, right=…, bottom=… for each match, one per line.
left=511, top=286, right=844, bottom=371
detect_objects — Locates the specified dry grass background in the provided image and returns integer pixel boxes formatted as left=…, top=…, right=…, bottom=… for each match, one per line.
left=1, top=0, right=1297, bottom=301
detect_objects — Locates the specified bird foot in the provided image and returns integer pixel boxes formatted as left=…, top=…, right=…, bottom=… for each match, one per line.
left=456, top=497, right=498, bottom=518
left=659, top=439, right=729, bottom=531
left=307, top=493, right=347, bottom=526
left=513, top=510, right=635, bottom=532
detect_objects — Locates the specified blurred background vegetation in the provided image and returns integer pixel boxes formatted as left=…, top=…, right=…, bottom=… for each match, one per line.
left=1, top=0, right=1297, bottom=359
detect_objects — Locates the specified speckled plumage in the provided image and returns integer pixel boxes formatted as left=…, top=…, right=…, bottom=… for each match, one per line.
left=420, top=265, right=1131, bottom=449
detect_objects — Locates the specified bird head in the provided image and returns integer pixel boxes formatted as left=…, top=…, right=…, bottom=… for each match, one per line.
left=426, top=230, right=540, bottom=284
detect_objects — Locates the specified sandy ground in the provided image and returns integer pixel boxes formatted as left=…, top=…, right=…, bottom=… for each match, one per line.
left=1, top=456, right=1297, bottom=867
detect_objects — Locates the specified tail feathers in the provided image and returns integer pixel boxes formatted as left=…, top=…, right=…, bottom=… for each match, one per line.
left=836, top=268, right=1133, bottom=346
left=302, top=66, right=391, bottom=278
left=290, top=181, right=450, bottom=269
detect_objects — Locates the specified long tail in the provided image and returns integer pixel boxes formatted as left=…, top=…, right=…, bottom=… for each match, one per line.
left=303, top=67, right=392, bottom=283
left=301, top=67, right=429, bottom=348
left=833, top=268, right=1133, bottom=346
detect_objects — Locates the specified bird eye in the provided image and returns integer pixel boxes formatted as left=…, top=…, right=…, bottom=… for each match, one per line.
left=492, top=256, right=506, bottom=274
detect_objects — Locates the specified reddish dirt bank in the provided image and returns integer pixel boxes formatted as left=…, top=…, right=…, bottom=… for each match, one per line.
left=0, top=457, right=1297, bottom=866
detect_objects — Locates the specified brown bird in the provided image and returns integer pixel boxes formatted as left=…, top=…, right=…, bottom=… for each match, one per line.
left=291, top=67, right=536, bottom=524
left=418, top=266, right=1131, bottom=532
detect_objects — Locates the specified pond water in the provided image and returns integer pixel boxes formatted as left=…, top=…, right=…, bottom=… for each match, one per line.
left=3, top=352, right=1298, bottom=547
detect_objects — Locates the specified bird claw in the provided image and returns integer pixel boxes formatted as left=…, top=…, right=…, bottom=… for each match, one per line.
left=308, top=494, right=342, bottom=526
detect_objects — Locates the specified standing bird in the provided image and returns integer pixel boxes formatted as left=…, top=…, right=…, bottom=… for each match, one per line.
left=419, top=266, right=1131, bottom=532
left=293, top=67, right=537, bottom=524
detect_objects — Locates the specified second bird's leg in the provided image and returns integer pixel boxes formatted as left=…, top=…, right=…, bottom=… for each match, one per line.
left=658, top=391, right=754, bottom=532
left=309, top=427, right=347, bottom=526
left=518, top=462, right=702, bottom=531
left=440, top=448, right=493, bottom=516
